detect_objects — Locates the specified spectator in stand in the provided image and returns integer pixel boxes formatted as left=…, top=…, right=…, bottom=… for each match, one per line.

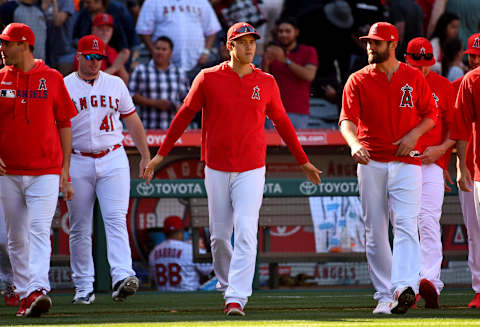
left=0, top=0, right=47, bottom=60
left=129, top=36, right=189, bottom=130
left=441, top=37, right=464, bottom=81
left=148, top=216, right=213, bottom=292
left=114, top=0, right=139, bottom=22
left=73, top=0, right=138, bottom=70
left=429, top=12, right=459, bottom=73
left=73, top=13, right=129, bottom=83
left=257, top=0, right=285, bottom=55
left=135, top=0, right=221, bottom=72
left=347, top=0, right=389, bottom=73
left=427, top=0, right=480, bottom=49
left=388, top=0, right=424, bottom=61
left=263, top=17, right=318, bottom=129
left=41, top=0, right=76, bottom=76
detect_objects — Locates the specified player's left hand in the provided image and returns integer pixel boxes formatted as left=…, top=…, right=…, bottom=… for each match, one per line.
left=300, top=162, right=322, bottom=185
left=393, top=130, right=420, bottom=156
left=143, top=154, right=164, bottom=184
left=443, top=169, right=454, bottom=192
left=419, top=145, right=444, bottom=164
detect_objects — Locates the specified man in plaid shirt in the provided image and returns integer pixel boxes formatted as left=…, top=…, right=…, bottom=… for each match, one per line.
left=129, top=36, right=189, bottom=130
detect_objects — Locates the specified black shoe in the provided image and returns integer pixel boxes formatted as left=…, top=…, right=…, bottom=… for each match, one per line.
left=112, top=276, right=139, bottom=302
left=390, top=287, right=416, bottom=314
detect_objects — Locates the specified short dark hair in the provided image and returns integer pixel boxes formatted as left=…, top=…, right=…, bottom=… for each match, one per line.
left=155, top=36, right=174, bottom=50
left=275, top=17, right=299, bottom=29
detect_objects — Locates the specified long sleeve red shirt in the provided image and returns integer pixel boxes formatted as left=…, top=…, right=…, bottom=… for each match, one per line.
left=158, top=62, right=308, bottom=172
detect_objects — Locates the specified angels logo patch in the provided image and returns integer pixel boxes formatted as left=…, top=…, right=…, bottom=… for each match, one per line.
left=92, top=39, right=99, bottom=50
left=38, top=78, right=47, bottom=91
left=252, top=85, right=260, bottom=100
left=473, top=37, right=480, bottom=49
left=399, top=84, right=414, bottom=108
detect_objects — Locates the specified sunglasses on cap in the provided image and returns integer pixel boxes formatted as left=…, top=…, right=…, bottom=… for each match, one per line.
left=83, top=54, right=105, bottom=61
left=235, top=25, right=256, bottom=34
left=406, top=52, right=434, bottom=61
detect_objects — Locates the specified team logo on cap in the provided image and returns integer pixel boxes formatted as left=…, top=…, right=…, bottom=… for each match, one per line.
left=420, top=47, right=426, bottom=55
left=473, top=37, right=480, bottom=49
left=92, top=39, right=99, bottom=50
left=252, top=85, right=260, bottom=100
left=38, top=78, right=47, bottom=91
left=400, top=84, right=414, bottom=108
left=371, top=23, right=378, bottom=35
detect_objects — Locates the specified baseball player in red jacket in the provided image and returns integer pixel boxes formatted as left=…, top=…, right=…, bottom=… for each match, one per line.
left=143, top=22, right=321, bottom=316
left=0, top=23, right=77, bottom=317
left=404, top=37, right=456, bottom=309
left=451, top=33, right=480, bottom=308
left=340, top=22, right=436, bottom=315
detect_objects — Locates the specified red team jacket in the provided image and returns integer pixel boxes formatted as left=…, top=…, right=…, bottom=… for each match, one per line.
left=0, top=60, right=77, bottom=175
left=418, top=71, right=455, bottom=170
left=452, top=68, right=480, bottom=181
left=158, top=62, right=308, bottom=172
left=340, top=63, right=437, bottom=165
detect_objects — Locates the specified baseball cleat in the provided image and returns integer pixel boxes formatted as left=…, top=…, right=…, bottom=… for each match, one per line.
left=112, top=276, right=139, bottom=302
left=24, top=289, right=52, bottom=317
left=410, top=294, right=421, bottom=309
left=372, top=302, right=391, bottom=314
left=224, top=302, right=245, bottom=316
left=72, top=291, right=95, bottom=304
left=468, top=293, right=480, bottom=308
left=16, top=298, right=28, bottom=317
left=419, top=279, right=439, bottom=309
left=390, top=286, right=415, bottom=314
left=4, top=284, right=19, bottom=307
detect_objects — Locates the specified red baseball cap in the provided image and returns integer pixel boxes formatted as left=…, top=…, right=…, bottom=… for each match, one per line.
left=405, top=37, right=435, bottom=67
left=163, top=216, right=183, bottom=232
left=92, top=13, right=114, bottom=27
left=359, top=22, right=398, bottom=42
left=77, top=35, right=105, bottom=55
left=464, top=33, right=480, bottom=55
left=0, top=23, right=35, bottom=46
left=227, top=22, right=260, bottom=42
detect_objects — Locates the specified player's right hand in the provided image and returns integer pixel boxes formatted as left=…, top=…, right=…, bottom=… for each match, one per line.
left=351, top=143, right=370, bottom=165
left=143, top=154, right=164, bottom=184
left=0, top=157, right=5, bottom=176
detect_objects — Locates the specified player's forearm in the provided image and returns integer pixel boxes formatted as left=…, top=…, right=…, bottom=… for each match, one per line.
left=339, top=120, right=361, bottom=149
left=58, top=127, right=72, bottom=172
left=124, top=114, right=150, bottom=160
left=456, top=140, right=468, bottom=167
left=410, top=117, right=435, bottom=140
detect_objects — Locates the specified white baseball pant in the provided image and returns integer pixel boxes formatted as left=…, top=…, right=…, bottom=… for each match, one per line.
left=204, top=166, right=265, bottom=308
left=0, top=174, right=59, bottom=299
left=68, top=147, right=135, bottom=293
left=358, top=160, right=421, bottom=303
left=465, top=185, right=480, bottom=292
left=0, top=206, right=13, bottom=284
left=418, top=163, right=444, bottom=293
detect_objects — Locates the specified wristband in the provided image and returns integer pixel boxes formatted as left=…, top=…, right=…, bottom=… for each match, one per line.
left=285, top=58, right=292, bottom=66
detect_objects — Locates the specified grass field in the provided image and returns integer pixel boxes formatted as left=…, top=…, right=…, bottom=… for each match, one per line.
left=0, top=288, right=479, bottom=327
